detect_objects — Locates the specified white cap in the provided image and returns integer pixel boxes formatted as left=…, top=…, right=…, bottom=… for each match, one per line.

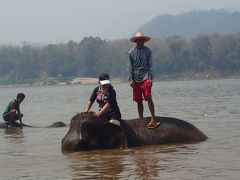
left=99, top=73, right=111, bottom=85
left=100, top=79, right=111, bottom=85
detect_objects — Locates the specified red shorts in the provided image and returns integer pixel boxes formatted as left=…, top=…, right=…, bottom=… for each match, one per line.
left=132, top=79, right=152, bottom=102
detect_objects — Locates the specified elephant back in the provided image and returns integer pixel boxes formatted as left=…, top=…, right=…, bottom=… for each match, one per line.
left=124, top=116, right=207, bottom=145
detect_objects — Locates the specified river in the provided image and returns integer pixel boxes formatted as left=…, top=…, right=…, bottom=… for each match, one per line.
left=0, top=79, right=239, bottom=179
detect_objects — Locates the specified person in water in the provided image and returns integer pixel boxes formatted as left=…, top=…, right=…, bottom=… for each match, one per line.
left=2, top=93, right=25, bottom=126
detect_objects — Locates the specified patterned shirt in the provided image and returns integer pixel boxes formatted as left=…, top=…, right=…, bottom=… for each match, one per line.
left=89, top=85, right=121, bottom=119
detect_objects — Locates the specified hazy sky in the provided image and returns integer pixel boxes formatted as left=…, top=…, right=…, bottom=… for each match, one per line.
left=1, top=0, right=240, bottom=45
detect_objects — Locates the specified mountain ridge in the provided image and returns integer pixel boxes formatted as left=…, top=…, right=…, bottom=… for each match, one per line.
left=138, top=10, right=240, bottom=38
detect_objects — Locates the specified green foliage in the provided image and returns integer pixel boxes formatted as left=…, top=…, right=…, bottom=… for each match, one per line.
left=0, top=33, right=240, bottom=84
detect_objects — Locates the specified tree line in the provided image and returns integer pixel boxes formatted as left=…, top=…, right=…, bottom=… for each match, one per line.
left=0, top=33, right=240, bottom=84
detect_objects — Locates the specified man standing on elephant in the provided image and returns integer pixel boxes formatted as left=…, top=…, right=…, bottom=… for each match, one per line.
left=128, top=32, right=160, bottom=129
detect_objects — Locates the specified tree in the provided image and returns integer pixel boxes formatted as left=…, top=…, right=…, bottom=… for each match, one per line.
left=191, top=35, right=212, bottom=71
left=77, top=37, right=106, bottom=77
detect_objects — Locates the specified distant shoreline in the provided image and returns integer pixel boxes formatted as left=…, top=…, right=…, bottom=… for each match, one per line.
left=156, top=71, right=240, bottom=82
left=0, top=72, right=239, bottom=88
left=0, top=77, right=121, bottom=88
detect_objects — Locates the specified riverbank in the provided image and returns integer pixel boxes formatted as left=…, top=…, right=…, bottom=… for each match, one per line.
left=0, top=77, right=121, bottom=87
left=156, top=71, right=240, bottom=81
left=0, top=71, right=239, bottom=87
left=30, top=77, right=121, bottom=86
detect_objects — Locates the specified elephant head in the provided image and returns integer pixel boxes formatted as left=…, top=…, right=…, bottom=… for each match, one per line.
left=62, top=112, right=129, bottom=151
left=61, top=113, right=85, bottom=151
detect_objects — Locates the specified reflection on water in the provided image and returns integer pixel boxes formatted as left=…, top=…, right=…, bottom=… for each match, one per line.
left=63, top=144, right=204, bottom=179
left=0, top=79, right=240, bottom=179
left=67, top=150, right=127, bottom=179
left=4, top=126, right=24, bottom=138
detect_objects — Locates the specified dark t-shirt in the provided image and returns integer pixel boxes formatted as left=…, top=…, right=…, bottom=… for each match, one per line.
left=89, top=85, right=121, bottom=119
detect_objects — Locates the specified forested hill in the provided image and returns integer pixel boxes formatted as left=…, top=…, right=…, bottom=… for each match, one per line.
left=138, top=10, right=240, bottom=38
left=1, top=10, right=240, bottom=85
left=1, top=32, right=240, bottom=85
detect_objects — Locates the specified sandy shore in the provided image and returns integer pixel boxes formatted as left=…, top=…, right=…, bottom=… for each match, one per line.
left=70, top=77, right=98, bottom=84
left=0, top=72, right=239, bottom=87
left=13, top=77, right=122, bottom=86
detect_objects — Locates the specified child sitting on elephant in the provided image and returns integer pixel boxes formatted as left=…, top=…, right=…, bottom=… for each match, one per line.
left=85, top=73, right=121, bottom=121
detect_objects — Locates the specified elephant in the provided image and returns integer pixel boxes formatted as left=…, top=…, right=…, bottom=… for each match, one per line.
left=48, top=121, right=67, bottom=127
left=62, top=112, right=207, bottom=151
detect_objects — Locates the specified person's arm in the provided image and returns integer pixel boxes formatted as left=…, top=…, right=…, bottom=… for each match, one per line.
left=128, top=51, right=136, bottom=87
left=19, top=115, right=23, bottom=124
left=148, top=49, right=153, bottom=86
left=16, top=104, right=23, bottom=124
left=10, top=100, right=15, bottom=110
left=128, top=50, right=134, bottom=82
left=94, top=103, right=110, bottom=117
left=10, top=100, right=23, bottom=124
left=85, top=87, right=98, bottom=112
left=148, top=50, right=153, bottom=81
left=85, top=101, right=93, bottom=112
left=108, top=88, right=118, bottom=107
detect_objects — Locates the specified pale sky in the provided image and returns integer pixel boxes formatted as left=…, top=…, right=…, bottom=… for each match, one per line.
left=0, top=0, right=240, bottom=45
